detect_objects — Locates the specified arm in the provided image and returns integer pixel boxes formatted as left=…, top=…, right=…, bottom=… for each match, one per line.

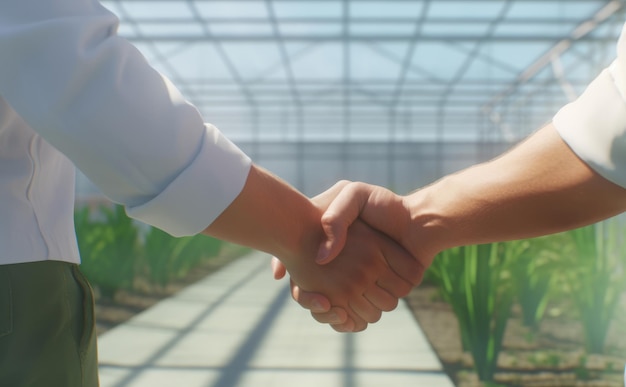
left=315, top=23, right=626, bottom=258
left=403, top=123, right=626, bottom=257
left=317, top=123, right=626, bottom=265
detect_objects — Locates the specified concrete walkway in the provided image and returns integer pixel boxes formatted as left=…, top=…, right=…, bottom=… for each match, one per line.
left=97, top=251, right=455, bottom=387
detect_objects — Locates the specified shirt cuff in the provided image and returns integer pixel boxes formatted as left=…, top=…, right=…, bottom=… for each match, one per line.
left=127, top=124, right=252, bottom=237
left=553, top=61, right=626, bottom=189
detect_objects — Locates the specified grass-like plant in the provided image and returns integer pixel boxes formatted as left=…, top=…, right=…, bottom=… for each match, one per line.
left=566, top=219, right=626, bottom=354
left=509, top=235, right=565, bottom=329
left=429, top=242, right=516, bottom=382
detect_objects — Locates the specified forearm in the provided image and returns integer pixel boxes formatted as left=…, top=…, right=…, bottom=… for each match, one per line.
left=405, top=124, right=626, bottom=256
left=203, top=164, right=323, bottom=265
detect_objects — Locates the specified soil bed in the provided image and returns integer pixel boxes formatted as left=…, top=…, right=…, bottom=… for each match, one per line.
left=405, top=285, right=626, bottom=387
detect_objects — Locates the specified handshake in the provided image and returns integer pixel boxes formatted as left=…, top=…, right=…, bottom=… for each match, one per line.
left=268, top=180, right=436, bottom=333
left=203, top=163, right=442, bottom=334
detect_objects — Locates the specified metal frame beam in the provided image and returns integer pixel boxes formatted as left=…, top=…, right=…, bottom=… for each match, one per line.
left=483, top=0, right=623, bottom=113
left=123, top=34, right=618, bottom=43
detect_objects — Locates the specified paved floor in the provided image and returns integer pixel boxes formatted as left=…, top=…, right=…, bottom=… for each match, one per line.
left=97, top=251, right=455, bottom=387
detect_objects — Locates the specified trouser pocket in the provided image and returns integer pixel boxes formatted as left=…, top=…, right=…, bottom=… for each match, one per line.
left=71, top=265, right=99, bottom=386
left=0, top=268, right=12, bottom=339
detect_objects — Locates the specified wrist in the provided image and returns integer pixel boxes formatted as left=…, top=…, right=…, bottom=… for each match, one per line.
left=204, top=164, right=324, bottom=264
left=278, top=203, right=325, bottom=268
left=402, top=183, right=451, bottom=259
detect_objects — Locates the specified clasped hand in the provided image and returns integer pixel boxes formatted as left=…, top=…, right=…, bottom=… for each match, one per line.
left=272, top=181, right=429, bottom=332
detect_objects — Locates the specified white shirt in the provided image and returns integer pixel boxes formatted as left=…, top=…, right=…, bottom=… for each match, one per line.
left=554, top=23, right=626, bottom=189
left=0, top=0, right=251, bottom=265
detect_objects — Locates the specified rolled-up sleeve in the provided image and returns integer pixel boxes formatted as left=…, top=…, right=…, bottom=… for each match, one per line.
left=553, top=23, right=626, bottom=189
left=0, top=0, right=251, bottom=236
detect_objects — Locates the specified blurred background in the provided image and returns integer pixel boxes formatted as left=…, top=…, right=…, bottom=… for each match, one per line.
left=77, top=0, right=626, bottom=198
left=77, top=2, right=626, bottom=386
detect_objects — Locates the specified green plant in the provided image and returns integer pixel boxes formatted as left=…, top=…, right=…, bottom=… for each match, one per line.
left=566, top=219, right=626, bottom=354
left=546, top=352, right=562, bottom=368
left=143, top=227, right=222, bottom=287
left=509, top=235, right=564, bottom=329
left=575, top=354, right=590, bottom=380
left=426, top=246, right=467, bottom=349
left=75, top=205, right=139, bottom=298
left=428, top=243, right=516, bottom=382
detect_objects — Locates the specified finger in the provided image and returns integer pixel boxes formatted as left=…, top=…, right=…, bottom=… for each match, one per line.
left=331, top=311, right=367, bottom=333
left=310, top=307, right=349, bottom=325
left=343, top=305, right=370, bottom=332
left=344, top=315, right=368, bottom=333
left=290, top=280, right=332, bottom=313
left=349, top=297, right=382, bottom=324
left=330, top=320, right=358, bottom=333
left=271, top=256, right=287, bottom=280
left=378, top=231, right=426, bottom=287
left=375, top=269, right=414, bottom=299
left=317, top=183, right=372, bottom=264
left=363, top=287, right=399, bottom=312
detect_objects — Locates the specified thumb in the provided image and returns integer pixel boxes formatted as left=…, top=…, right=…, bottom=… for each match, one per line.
left=316, top=182, right=370, bottom=264
left=316, top=214, right=350, bottom=264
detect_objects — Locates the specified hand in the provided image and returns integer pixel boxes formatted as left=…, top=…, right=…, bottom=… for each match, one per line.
left=271, top=241, right=353, bottom=328
left=316, top=182, right=418, bottom=264
left=204, top=165, right=413, bottom=331
left=272, top=182, right=353, bottom=328
left=283, top=219, right=419, bottom=332
left=272, top=181, right=423, bottom=331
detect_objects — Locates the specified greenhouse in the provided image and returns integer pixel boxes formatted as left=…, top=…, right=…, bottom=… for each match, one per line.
left=59, top=0, right=626, bottom=386
left=73, top=0, right=625, bottom=196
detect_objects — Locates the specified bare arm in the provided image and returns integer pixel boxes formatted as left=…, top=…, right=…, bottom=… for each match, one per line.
left=403, top=123, right=626, bottom=258
left=203, top=164, right=321, bottom=262
left=318, top=124, right=626, bottom=263
left=204, top=164, right=418, bottom=332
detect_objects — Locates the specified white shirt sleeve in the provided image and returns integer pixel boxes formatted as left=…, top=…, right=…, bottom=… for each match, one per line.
left=0, top=1, right=251, bottom=237
left=553, top=23, right=626, bottom=189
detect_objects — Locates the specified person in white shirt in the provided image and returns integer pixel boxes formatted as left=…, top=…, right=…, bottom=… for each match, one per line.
left=0, top=1, right=421, bottom=386
left=275, top=23, right=626, bottom=330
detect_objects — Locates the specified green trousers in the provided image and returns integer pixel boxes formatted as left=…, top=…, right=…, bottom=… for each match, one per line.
left=0, top=261, right=99, bottom=387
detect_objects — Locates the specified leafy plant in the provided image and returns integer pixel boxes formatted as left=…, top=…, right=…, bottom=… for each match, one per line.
left=75, top=205, right=139, bottom=299
left=428, top=242, right=516, bottom=382
left=142, top=227, right=222, bottom=288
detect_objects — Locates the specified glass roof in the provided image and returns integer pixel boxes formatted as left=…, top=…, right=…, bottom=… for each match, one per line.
left=101, top=0, right=626, bottom=143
